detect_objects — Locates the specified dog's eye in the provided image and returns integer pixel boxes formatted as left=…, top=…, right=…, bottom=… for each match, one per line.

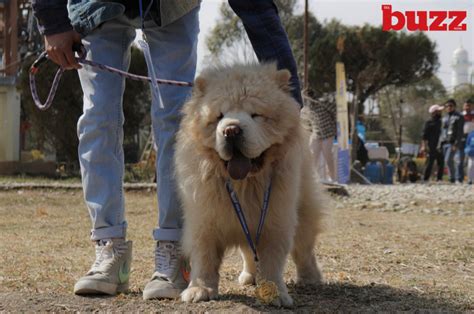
left=251, top=113, right=261, bottom=119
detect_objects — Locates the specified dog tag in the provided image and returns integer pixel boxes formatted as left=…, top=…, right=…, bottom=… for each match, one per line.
left=255, top=280, right=279, bottom=304
left=138, top=37, right=164, bottom=109
left=254, top=263, right=279, bottom=304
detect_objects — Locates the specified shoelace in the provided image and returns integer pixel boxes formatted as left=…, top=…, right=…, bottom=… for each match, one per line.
left=89, top=240, right=126, bottom=274
left=154, top=242, right=181, bottom=279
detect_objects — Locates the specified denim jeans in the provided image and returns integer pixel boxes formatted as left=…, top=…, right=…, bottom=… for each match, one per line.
left=229, top=0, right=303, bottom=106
left=443, top=144, right=458, bottom=183
left=77, top=7, right=199, bottom=241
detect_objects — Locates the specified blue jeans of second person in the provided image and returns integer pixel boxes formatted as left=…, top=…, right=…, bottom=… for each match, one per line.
left=229, top=0, right=303, bottom=106
left=77, top=8, right=199, bottom=241
left=443, top=144, right=459, bottom=183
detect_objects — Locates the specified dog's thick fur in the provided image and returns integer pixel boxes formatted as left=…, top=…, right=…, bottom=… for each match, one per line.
left=175, top=63, right=324, bottom=307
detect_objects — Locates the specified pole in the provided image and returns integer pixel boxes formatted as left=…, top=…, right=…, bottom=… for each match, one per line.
left=398, top=99, right=403, bottom=155
left=4, top=0, right=18, bottom=76
left=303, top=0, right=308, bottom=93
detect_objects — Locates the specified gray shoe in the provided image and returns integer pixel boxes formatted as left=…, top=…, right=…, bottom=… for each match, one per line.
left=143, top=241, right=190, bottom=300
left=74, top=239, right=132, bottom=295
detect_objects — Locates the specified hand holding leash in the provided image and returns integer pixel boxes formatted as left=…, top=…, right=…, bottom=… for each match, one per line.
left=44, top=30, right=82, bottom=70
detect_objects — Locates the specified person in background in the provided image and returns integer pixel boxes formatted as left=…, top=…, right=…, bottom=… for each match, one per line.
left=462, top=98, right=474, bottom=130
left=440, top=99, right=464, bottom=183
left=301, top=93, right=337, bottom=182
left=462, top=97, right=474, bottom=184
left=464, top=121, right=474, bottom=185
left=460, top=98, right=474, bottom=183
left=421, top=104, right=444, bottom=182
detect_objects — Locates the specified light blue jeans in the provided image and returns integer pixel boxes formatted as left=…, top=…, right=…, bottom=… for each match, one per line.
left=443, top=143, right=458, bottom=183
left=77, top=8, right=199, bottom=242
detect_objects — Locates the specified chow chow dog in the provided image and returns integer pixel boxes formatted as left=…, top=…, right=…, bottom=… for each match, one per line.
left=175, top=63, right=324, bottom=307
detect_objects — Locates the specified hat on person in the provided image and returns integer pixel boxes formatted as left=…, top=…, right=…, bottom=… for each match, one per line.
left=429, top=104, right=444, bottom=113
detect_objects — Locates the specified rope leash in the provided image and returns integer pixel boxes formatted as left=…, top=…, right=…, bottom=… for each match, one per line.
left=29, top=45, right=193, bottom=111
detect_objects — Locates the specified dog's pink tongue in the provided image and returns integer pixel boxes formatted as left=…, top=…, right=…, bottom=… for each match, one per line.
left=227, top=151, right=251, bottom=180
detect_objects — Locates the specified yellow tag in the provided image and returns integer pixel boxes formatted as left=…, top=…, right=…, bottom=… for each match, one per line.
left=255, top=280, right=279, bottom=304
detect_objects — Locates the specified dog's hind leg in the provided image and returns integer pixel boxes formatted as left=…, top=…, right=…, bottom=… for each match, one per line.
left=238, top=246, right=256, bottom=285
left=291, top=180, right=323, bottom=285
left=291, top=215, right=323, bottom=285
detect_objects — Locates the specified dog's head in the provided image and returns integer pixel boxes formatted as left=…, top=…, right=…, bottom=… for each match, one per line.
left=181, top=63, right=300, bottom=180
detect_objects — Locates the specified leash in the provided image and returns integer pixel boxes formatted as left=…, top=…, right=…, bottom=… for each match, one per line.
left=225, top=178, right=272, bottom=262
left=29, top=44, right=193, bottom=111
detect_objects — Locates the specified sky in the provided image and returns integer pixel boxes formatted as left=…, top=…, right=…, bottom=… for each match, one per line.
left=197, top=0, right=474, bottom=90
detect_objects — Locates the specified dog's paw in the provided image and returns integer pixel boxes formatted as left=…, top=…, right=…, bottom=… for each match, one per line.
left=181, top=286, right=217, bottom=303
left=238, top=271, right=255, bottom=286
left=296, top=269, right=323, bottom=286
left=270, top=291, right=294, bottom=308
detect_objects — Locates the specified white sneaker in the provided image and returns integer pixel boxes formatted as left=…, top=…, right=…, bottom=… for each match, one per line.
left=74, top=239, right=132, bottom=295
left=143, top=241, right=190, bottom=300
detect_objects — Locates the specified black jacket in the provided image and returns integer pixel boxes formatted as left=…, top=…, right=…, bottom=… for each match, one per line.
left=422, top=116, right=442, bottom=150
left=440, top=111, right=464, bottom=146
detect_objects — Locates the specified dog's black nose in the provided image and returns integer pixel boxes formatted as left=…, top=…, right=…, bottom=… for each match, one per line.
left=223, top=125, right=242, bottom=138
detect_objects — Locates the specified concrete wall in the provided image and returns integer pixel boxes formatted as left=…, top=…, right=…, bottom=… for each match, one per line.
left=0, top=77, right=21, bottom=162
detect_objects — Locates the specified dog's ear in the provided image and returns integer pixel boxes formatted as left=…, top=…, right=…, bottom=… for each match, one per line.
left=274, top=69, right=291, bottom=92
left=194, top=76, right=207, bottom=95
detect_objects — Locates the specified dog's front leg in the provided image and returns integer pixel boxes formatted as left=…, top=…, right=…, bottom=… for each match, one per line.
left=238, top=246, right=257, bottom=285
left=181, top=242, right=223, bottom=303
left=258, top=238, right=294, bottom=307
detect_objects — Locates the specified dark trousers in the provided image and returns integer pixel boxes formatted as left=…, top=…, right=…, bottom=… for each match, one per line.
left=229, top=0, right=303, bottom=106
left=424, top=148, right=444, bottom=181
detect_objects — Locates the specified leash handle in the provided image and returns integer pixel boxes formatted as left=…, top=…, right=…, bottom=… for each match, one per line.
left=29, top=43, right=85, bottom=111
left=29, top=66, right=64, bottom=111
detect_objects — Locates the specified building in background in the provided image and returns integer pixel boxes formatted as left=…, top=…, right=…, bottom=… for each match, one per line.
left=451, top=45, right=472, bottom=91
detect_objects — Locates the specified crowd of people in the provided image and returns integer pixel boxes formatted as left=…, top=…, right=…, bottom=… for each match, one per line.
left=422, top=98, right=474, bottom=184
left=303, top=96, right=474, bottom=186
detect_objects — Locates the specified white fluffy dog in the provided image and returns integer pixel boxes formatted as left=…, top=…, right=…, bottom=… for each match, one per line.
left=175, top=63, right=324, bottom=307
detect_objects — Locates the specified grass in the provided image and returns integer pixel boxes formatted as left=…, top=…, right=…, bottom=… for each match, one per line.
left=0, top=188, right=472, bottom=311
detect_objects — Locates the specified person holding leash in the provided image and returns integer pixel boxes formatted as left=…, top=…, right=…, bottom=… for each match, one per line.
left=32, top=0, right=302, bottom=300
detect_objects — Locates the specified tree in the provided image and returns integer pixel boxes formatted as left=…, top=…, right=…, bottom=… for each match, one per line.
left=375, top=76, right=447, bottom=146
left=206, top=0, right=298, bottom=64
left=19, top=46, right=151, bottom=164
left=207, top=5, right=438, bottom=109
left=451, top=84, right=474, bottom=108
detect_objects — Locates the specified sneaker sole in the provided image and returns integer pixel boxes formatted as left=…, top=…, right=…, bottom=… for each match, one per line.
left=74, top=280, right=129, bottom=296
left=143, top=287, right=183, bottom=300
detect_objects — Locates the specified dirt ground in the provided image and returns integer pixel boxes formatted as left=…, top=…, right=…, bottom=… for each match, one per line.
left=0, top=184, right=472, bottom=312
